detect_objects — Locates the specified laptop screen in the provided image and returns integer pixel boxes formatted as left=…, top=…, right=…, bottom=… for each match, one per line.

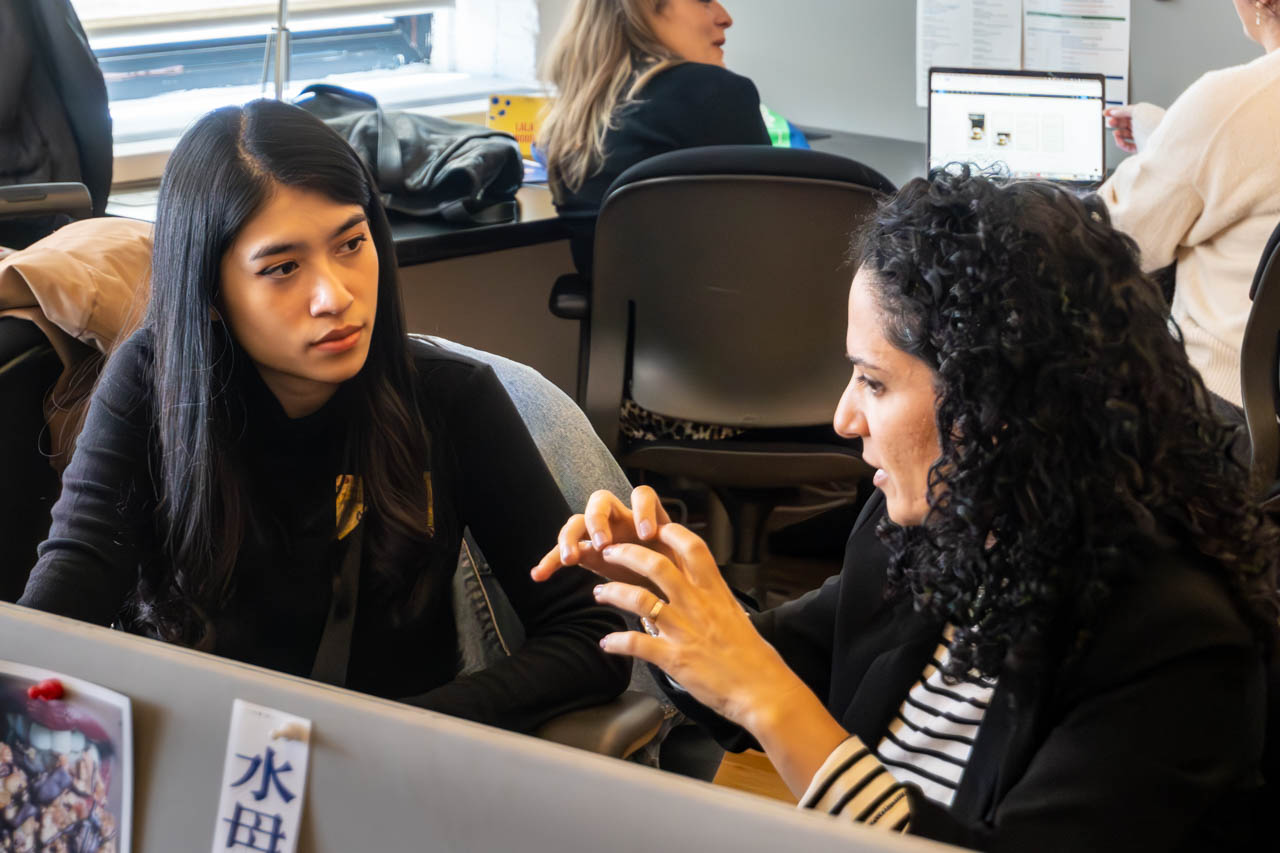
left=928, top=68, right=1105, bottom=185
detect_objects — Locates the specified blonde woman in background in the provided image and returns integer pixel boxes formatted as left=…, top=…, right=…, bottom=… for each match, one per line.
left=539, top=0, right=768, bottom=279
left=1100, top=0, right=1280, bottom=407
left=539, top=0, right=770, bottom=441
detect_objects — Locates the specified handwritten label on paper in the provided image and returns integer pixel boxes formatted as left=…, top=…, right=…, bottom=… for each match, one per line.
left=211, top=700, right=311, bottom=853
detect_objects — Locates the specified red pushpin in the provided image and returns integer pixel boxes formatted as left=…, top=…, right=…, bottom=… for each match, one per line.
left=26, top=679, right=64, bottom=701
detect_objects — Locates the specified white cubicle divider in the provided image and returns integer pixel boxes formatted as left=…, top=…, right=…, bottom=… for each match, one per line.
left=0, top=602, right=963, bottom=852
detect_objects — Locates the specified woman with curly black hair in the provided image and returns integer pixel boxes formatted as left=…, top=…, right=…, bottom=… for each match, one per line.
left=533, top=170, right=1279, bottom=850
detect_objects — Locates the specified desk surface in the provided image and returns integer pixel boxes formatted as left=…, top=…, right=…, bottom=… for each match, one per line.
left=105, top=131, right=926, bottom=268
left=388, top=184, right=564, bottom=266
left=106, top=184, right=566, bottom=268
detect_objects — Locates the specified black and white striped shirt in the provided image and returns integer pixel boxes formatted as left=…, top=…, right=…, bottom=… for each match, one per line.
left=872, top=627, right=995, bottom=805
left=800, top=626, right=996, bottom=830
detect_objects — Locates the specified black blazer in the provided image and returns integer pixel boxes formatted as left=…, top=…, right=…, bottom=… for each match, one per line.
left=678, top=491, right=1266, bottom=851
left=552, top=62, right=771, bottom=279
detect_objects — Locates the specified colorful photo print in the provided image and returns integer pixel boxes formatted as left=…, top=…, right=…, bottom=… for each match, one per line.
left=0, top=662, right=131, bottom=852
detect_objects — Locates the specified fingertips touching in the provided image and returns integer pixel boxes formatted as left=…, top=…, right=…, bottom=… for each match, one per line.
left=585, top=509, right=616, bottom=549
left=631, top=486, right=660, bottom=539
left=584, top=490, right=629, bottom=549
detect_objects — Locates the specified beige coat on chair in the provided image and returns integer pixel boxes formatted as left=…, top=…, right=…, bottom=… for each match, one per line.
left=0, top=217, right=152, bottom=469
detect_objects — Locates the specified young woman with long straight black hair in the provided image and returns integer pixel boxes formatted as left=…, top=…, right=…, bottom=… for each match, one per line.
left=20, top=99, right=629, bottom=732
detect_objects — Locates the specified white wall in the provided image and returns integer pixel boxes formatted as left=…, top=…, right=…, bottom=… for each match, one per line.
left=538, top=0, right=1262, bottom=147
left=536, top=0, right=574, bottom=74
left=718, top=1, right=922, bottom=141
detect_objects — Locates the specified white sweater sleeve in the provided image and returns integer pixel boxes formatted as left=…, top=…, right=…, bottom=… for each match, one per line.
left=1129, top=102, right=1166, bottom=152
left=1098, top=88, right=1210, bottom=272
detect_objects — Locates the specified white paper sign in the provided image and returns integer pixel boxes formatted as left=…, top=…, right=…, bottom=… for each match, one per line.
left=1023, top=0, right=1131, bottom=105
left=917, top=0, right=1024, bottom=107
left=211, top=700, right=312, bottom=853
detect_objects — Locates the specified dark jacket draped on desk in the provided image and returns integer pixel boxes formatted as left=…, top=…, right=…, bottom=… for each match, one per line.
left=20, top=331, right=630, bottom=733
left=672, top=490, right=1266, bottom=851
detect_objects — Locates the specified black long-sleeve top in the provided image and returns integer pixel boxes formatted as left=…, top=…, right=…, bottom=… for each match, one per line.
left=552, top=61, right=771, bottom=279
left=20, top=331, right=629, bottom=732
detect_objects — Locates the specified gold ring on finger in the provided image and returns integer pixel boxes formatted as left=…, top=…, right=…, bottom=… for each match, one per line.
left=641, top=599, right=665, bottom=637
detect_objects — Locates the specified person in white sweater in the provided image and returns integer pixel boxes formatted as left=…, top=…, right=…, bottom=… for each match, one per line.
left=1099, top=0, right=1280, bottom=407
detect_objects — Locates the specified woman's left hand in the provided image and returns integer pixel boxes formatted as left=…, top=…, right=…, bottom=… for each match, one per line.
left=592, top=522, right=803, bottom=731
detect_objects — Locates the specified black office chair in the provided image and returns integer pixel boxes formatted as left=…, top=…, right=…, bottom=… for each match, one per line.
left=0, top=181, right=96, bottom=597
left=1241, top=216, right=1280, bottom=502
left=0, top=317, right=63, bottom=599
left=579, top=145, right=894, bottom=597
left=1238, top=215, right=1280, bottom=838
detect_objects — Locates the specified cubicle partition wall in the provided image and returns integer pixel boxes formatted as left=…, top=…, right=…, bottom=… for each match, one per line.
left=0, top=603, right=962, bottom=852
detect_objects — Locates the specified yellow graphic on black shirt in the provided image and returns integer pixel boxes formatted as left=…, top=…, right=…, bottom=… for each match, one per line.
left=335, top=473, right=433, bottom=540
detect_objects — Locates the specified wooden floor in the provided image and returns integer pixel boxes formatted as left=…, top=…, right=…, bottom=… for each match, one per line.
left=712, top=749, right=797, bottom=805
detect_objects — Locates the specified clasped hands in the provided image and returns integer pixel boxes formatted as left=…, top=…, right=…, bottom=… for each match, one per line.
left=531, top=486, right=796, bottom=731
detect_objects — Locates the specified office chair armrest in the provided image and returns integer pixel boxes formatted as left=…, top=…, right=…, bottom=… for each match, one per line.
left=549, top=273, right=589, bottom=320
left=0, top=183, right=93, bottom=220
left=534, top=690, right=664, bottom=759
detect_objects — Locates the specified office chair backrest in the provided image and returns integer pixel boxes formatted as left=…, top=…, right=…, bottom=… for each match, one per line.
left=1241, top=216, right=1280, bottom=495
left=1240, top=217, right=1280, bottom=836
left=584, top=146, right=894, bottom=451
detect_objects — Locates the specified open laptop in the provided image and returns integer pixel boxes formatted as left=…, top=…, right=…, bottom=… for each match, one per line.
left=928, top=67, right=1106, bottom=188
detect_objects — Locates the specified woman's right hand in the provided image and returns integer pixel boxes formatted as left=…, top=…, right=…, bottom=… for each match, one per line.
left=1104, top=105, right=1137, bottom=153
left=531, top=486, right=674, bottom=594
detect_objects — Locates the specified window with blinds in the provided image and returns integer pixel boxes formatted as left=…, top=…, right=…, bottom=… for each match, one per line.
left=72, top=0, right=539, bottom=155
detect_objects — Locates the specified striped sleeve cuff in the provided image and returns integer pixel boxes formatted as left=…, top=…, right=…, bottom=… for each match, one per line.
left=799, top=736, right=911, bottom=832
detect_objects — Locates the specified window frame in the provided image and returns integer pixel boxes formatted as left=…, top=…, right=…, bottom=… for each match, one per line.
left=74, top=0, right=541, bottom=188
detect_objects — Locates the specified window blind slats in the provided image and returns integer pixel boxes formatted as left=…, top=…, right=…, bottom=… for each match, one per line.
left=75, top=1, right=454, bottom=38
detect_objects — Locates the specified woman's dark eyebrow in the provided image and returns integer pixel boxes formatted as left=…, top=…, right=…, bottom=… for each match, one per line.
left=248, top=213, right=368, bottom=261
left=331, top=212, right=368, bottom=238
left=846, top=354, right=883, bottom=371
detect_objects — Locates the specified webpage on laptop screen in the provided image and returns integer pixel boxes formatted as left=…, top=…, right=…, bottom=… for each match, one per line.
left=929, top=72, right=1103, bottom=183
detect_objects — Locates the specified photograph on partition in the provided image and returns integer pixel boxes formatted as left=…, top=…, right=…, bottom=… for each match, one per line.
left=0, top=662, right=132, bottom=852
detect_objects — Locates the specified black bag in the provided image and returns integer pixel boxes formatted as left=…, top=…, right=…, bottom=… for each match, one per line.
left=295, top=84, right=522, bottom=224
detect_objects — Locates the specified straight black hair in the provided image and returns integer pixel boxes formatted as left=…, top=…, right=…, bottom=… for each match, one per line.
left=139, top=99, right=434, bottom=647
